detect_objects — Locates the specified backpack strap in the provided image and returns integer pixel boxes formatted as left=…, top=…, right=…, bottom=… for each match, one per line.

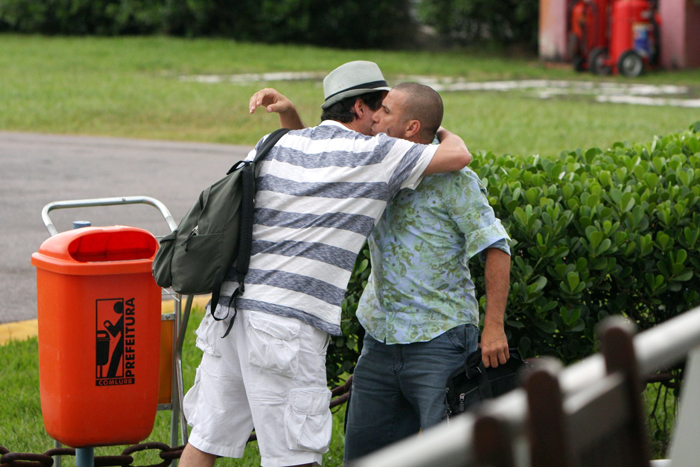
left=234, top=127, right=291, bottom=281
left=254, top=128, right=292, bottom=164
left=219, top=128, right=291, bottom=337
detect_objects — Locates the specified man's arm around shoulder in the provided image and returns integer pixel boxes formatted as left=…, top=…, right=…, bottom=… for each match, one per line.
left=423, top=127, right=471, bottom=175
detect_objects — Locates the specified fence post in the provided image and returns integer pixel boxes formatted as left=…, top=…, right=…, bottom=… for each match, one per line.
left=667, top=346, right=700, bottom=466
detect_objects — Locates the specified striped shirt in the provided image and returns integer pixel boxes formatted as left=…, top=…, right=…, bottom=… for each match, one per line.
left=215, top=120, right=438, bottom=335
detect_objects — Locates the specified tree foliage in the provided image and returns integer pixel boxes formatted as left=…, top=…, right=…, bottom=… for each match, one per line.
left=417, top=0, right=539, bottom=50
left=0, top=0, right=544, bottom=49
left=0, top=0, right=416, bottom=49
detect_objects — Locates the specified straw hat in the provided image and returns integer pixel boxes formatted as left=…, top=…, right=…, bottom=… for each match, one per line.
left=321, top=61, right=391, bottom=109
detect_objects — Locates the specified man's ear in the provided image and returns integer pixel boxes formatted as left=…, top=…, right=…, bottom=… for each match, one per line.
left=353, top=99, right=365, bottom=118
left=404, top=119, right=422, bottom=140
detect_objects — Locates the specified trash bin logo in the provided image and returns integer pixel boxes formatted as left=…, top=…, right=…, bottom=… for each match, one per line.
left=96, top=298, right=136, bottom=386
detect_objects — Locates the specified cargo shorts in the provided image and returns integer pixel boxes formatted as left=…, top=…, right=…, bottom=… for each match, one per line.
left=183, top=308, right=332, bottom=467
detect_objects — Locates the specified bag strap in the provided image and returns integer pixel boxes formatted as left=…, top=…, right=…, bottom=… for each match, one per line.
left=476, top=361, right=494, bottom=399
left=233, top=128, right=290, bottom=286
left=462, top=348, right=494, bottom=400
left=255, top=128, right=292, bottom=163
left=209, top=251, right=231, bottom=322
left=474, top=349, right=526, bottom=399
left=219, top=128, right=291, bottom=337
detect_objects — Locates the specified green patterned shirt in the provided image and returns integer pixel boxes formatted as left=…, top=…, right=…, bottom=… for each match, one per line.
left=357, top=167, right=510, bottom=344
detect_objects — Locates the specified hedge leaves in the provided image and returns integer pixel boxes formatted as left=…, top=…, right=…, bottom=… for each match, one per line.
left=469, top=122, right=700, bottom=362
left=327, top=122, right=700, bottom=382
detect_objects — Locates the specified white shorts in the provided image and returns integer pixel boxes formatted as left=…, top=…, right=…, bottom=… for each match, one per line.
left=183, top=309, right=332, bottom=467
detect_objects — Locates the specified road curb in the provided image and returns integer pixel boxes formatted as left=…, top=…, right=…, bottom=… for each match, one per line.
left=0, top=295, right=210, bottom=346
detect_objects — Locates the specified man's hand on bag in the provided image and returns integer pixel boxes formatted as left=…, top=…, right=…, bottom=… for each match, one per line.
left=479, top=325, right=509, bottom=368
left=249, top=88, right=293, bottom=114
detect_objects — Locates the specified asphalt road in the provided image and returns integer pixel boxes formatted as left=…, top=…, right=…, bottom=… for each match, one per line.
left=0, top=132, right=251, bottom=324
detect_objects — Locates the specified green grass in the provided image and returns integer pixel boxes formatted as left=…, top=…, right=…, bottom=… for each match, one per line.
left=0, top=318, right=676, bottom=463
left=0, top=35, right=698, bottom=157
left=0, top=308, right=347, bottom=466
left=0, top=336, right=46, bottom=453
left=645, top=381, right=679, bottom=458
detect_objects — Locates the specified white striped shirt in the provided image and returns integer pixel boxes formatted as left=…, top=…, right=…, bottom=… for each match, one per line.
left=216, top=120, right=438, bottom=335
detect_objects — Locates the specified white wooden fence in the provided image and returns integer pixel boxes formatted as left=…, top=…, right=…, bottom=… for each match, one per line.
left=355, top=306, right=700, bottom=467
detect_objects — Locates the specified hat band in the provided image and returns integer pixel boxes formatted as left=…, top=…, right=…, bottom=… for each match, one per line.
left=324, top=80, right=389, bottom=102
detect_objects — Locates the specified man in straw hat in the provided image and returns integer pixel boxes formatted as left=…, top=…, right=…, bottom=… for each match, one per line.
left=251, top=79, right=511, bottom=463
left=180, top=61, right=471, bottom=467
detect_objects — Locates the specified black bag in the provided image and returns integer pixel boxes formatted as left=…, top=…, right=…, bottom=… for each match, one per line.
left=445, top=348, right=526, bottom=418
left=152, top=128, right=290, bottom=332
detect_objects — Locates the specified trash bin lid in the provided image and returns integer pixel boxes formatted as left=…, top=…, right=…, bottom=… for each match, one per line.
left=31, top=226, right=159, bottom=275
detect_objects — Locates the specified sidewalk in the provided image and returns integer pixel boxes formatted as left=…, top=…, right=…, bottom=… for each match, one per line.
left=0, top=295, right=211, bottom=346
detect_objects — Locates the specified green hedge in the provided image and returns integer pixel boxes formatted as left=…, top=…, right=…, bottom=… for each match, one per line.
left=0, top=0, right=416, bottom=49
left=326, top=122, right=700, bottom=384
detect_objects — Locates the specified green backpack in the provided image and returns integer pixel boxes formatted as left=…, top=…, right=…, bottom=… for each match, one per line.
left=152, top=128, right=290, bottom=331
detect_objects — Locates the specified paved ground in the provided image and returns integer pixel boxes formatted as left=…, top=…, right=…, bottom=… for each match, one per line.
left=0, top=132, right=250, bottom=325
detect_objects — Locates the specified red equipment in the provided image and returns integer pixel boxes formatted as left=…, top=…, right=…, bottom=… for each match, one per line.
left=588, top=0, right=661, bottom=76
left=569, top=0, right=660, bottom=76
left=569, top=0, right=611, bottom=71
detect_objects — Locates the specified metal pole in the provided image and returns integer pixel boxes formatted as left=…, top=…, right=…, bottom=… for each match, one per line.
left=53, top=440, right=63, bottom=467
left=41, top=196, right=178, bottom=237
left=170, top=292, right=181, bottom=465
left=75, top=448, right=94, bottom=467
left=177, top=295, right=194, bottom=445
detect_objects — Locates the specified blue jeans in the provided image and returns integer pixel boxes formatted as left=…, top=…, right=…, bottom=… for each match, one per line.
left=344, top=324, right=479, bottom=463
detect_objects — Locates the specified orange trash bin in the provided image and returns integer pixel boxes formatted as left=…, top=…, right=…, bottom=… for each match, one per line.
left=31, top=226, right=162, bottom=448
